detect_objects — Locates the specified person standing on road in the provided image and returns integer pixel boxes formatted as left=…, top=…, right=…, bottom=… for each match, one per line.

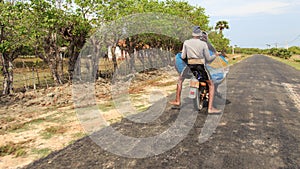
left=169, top=26, right=221, bottom=114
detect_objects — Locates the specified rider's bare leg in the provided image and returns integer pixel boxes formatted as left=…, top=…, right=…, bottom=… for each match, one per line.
left=206, top=80, right=221, bottom=113
left=169, top=77, right=183, bottom=106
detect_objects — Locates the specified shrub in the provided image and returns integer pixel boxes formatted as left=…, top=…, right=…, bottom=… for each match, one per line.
left=289, top=46, right=300, bottom=55
left=0, top=142, right=26, bottom=157
left=268, top=48, right=292, bottom=59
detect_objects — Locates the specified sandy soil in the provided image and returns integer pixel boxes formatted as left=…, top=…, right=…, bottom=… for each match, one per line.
left=0, top=68, right=178, bottom=169
left=23, top=55, right=300, bottom=169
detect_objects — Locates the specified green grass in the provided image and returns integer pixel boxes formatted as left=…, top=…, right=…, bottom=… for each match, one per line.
left=294, top=59, right=300, bottom=63
left=98, top=101, right=115, bottom=112
left=269, top=56, right=300, bottom=70
left=44, top=111, right=75, bottom=124
left=31, top=148, right=51, bottom=158
left=7, top=118, right=46, bottom=133
left=15, top=148, right=27, bottom=157
left=40, top=126, right=66, bottom=139
left=0, top=57, right=69, bottom=91
left=72, top=132, right=87, bottom=139
left=8, top=123, right=31, bottom=133
left=230, top=54, right=300, bottom=70
left=0, top=142, right=27, bottom=157
left=107, top=116, right=123, bottom=124
left=0, top=69, right=57, bottom=92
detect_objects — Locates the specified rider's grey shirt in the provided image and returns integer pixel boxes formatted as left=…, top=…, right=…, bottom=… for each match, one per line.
left=181, top=38, right=216, bottom=64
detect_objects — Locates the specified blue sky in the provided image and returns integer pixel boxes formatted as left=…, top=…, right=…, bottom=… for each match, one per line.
left=186, top=0, right=300, bottom=48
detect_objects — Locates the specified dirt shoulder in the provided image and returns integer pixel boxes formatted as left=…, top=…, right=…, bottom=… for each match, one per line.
left=0, top=68, right=178, bottom=169
left=23, top=55, right=300, bottom=169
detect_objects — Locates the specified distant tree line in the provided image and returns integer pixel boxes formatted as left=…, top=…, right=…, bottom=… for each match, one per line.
left=231, top=46, right=300, bottom=59
left=0, top=0, right=230, bottom=95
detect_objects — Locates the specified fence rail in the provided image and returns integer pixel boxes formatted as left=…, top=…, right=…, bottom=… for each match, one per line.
left=1, top=50, right=175, bottom=93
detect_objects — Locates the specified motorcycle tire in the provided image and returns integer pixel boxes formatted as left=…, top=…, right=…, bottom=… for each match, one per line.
left=193, top=89, right=204, bottom=111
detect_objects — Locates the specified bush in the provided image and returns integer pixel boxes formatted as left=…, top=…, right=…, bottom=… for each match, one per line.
left=288, top=46, right=300, bottom=55
left=268, top=48, right=292, bottom=59
left=233, top=47, right=262, bottom=55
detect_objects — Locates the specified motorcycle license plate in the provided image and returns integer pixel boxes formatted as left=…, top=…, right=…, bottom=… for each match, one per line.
left=189, top=87, right=197, bottom=99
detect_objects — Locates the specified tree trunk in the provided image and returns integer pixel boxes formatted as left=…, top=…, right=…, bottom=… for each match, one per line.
left=58, top=52, right=64, bottom=82
left=49, top=59, right=62, bottom=85
left=36, top=32, right=63, bottom=85
left=67, top=42, right=79, bottom=81
left=111, top=45, right=118, bottom=72
left=68, top=50, right=81, bottom=82
left=91, top=52, right=100, bottom=82
left=129, top=52, right=136, bottom=73
left=2, top=55, right=14, bottom=95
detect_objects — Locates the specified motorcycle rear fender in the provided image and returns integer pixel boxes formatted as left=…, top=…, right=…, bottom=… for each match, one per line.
left=190, top=81, right=199, bottom=88
left=199, top=82, right=206, bottom=87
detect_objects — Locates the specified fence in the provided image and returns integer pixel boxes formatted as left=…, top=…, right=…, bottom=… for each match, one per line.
left=0, top=49, right=175, bottom=93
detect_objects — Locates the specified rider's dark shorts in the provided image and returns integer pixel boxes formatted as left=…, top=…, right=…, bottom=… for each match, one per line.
left=175, top=53, right=210, bottom=80
left=181, top=64, right=210, bottom=80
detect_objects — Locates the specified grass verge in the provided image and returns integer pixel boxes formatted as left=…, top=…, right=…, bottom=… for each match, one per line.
left=0, top=141, right=27, bottom=157
left=31, top=148, right=51, bottom=158
left=40, top=126, right=67, bottom=139
left=7, top=118, right=46, bottom=133
left=268, top=55, right=300, bottom=70
left=228, top=54, right=250, bottom=66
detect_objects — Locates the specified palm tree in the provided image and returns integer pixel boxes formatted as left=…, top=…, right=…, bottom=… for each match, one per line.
left=215, top=21, right=229, bottom=34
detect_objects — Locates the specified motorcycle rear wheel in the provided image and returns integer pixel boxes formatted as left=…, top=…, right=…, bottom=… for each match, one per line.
left=193, top=89, right=206, bottom=112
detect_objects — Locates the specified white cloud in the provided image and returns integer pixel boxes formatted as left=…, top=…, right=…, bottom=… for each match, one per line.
left=189, top=0, right=293, bottom=17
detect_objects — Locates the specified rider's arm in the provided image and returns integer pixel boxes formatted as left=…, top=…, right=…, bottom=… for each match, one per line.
left=181, top=42, right=187, bottom=59
left=203, top=44, right=216, bottom=63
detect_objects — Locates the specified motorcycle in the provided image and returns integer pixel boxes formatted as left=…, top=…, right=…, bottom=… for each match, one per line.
left=188, top=56, right=228, bottom=112
left=188, top=65, right=209, bottom=112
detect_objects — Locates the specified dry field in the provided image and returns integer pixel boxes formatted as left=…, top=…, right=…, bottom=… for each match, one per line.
left=0, top=54, right=243, bottom=169
left=0, top=68, right=179, bottom=169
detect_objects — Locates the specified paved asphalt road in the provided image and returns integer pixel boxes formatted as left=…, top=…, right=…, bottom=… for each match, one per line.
left=25, top=55, right=300, bottom=169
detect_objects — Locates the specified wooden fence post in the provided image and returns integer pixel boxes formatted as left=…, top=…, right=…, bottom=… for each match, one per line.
left=44, top=76, right=48, bottom=89
left=36, top=68, right=40, bottom=86
left=23, top=76, right=28, bottom=91
left=32, top=67, right=36, bottom=90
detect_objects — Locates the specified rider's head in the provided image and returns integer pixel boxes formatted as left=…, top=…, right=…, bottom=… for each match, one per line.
left=200, top=31, right=208, bottom=42
left=192, top=26, right=202, bottom=38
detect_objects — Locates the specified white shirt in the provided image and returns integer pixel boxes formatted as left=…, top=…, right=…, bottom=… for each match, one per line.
left=181, top=38, right=215, bottom=64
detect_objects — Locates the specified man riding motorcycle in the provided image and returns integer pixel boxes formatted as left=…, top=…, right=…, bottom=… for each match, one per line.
left=169, top=26, right=221, bottom=114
